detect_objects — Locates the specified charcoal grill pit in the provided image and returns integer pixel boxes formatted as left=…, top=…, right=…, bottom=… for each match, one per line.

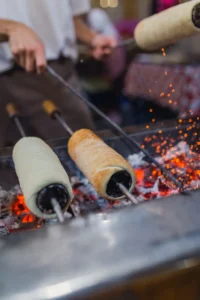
left=1, top=118, right=200, bottom=299
left=1, top=117, right=200, bottom=218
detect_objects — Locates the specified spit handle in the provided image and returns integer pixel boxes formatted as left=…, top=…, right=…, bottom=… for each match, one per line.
left=6, top=103, right=19, bottom=119
left=43, top=100, right=60, bottom=118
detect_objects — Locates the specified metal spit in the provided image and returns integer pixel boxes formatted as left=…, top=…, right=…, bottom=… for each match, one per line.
left=47, top=66, right=182, bottom=190
left=42, top=100, right=138, bottom=205
left=5, top=103, right=75, bottom=223
left=79, top=1, right=200, bottom=59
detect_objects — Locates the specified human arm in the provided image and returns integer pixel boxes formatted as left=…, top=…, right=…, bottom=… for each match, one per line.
left=73, top=15, right=117, bottom=60
left=0, top=19, right=46, bottom=73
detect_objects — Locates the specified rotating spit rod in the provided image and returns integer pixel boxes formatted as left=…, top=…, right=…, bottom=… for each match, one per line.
left=78, top=1, right=200, bottom=58
left=47, top=66, right=182, bottom=189
left=6, top=103, right=26, bottom=138
left=43, top=100, right=138, bottom=204
left=6, top=103, right=73, bottom=222
left=12, top=137, right=73, bottom=222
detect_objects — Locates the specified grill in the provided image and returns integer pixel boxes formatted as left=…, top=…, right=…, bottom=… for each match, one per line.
left=2, top=2, right=200, bottom=298
left=1, top=117, right=200, bottom=299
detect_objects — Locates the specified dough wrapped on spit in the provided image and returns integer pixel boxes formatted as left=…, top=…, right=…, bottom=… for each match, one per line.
left=68, top=129, right=136, bottom=201
left=134, top=0, right=200, bottom=51
left=13, top=137, right=73, bottom=219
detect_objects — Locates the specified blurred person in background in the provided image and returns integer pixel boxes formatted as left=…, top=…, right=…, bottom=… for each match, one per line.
left=77, top=8, right=126, bottom=127
left=0, top=0, right=117, bottom=147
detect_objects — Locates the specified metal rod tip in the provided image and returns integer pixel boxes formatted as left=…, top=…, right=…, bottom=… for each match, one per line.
left=117, top=183, right=139, bottom=205
left=51, top=198, right=65, bottom=223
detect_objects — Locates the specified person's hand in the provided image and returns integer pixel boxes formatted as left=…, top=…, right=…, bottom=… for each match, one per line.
left=91, top=34, right=117, bottom=60
left=8, top=22, right=46, bottom=74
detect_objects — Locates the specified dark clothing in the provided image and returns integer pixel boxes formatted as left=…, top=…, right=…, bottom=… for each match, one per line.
left=0, top=57, right=94, bottom=148
left=152, top=0, right=178, bottom=14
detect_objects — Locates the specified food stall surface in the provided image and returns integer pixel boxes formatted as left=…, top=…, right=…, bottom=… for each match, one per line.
left=0, top=121, right=200, bottom=299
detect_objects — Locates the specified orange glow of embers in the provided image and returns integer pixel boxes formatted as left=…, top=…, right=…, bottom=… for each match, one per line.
left=163, top=153, right=200, bottom=185
left=135, top=169, right=145, bottom=185
left=134, top=165, right=173, bottom=200
left=132, top=127, right=200, bottom=201
left=10, top=195, right=37, bottom=224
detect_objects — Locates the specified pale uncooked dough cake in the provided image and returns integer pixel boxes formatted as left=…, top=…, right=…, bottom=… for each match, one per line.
left=13, top=137, right=72, bottom=219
